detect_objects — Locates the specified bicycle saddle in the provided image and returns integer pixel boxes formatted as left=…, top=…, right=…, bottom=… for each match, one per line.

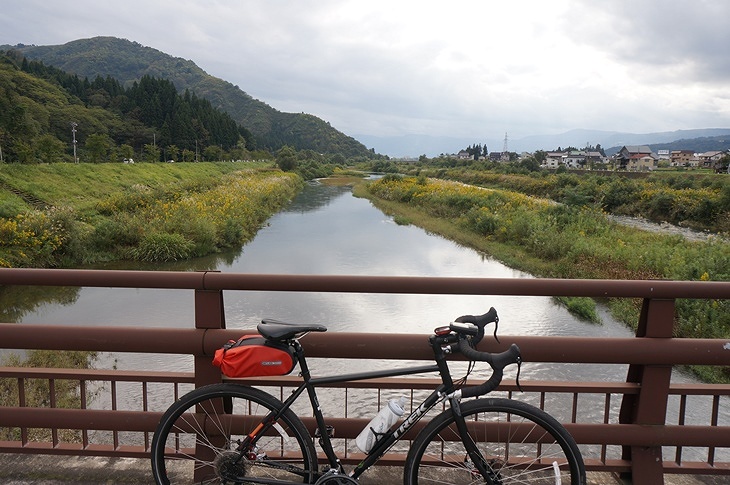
left=258, top=319, right=328, bottom=340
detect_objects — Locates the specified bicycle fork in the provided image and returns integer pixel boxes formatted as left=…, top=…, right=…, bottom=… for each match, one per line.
left=449, top=397, right=502, bottom=485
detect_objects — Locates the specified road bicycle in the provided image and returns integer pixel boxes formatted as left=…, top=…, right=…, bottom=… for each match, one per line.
left=151, top=307, right=586, bottom=484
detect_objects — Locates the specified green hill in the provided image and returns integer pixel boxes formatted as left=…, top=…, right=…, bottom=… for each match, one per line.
left=0, top=51, right=253, bottom=163
left=5, top=37, right=373, bottom=157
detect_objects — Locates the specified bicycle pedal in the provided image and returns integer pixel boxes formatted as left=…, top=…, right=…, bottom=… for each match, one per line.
left=314, top=425, right=335, bottom=438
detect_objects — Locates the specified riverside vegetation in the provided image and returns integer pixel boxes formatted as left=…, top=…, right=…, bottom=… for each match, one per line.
left=0, top=161, right=302, bottom=267
left=363, top=159, right=730, bottom=233
left=424, top=168, right=730, bottom=234
left=362, top=174, right=729, bottom=383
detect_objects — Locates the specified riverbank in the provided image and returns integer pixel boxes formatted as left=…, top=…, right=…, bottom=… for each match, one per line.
left=414, top=168, right=730, bottom=234
left=0, top=162, right=302, bottom=267
left=356, top=176, right=729, bottom=382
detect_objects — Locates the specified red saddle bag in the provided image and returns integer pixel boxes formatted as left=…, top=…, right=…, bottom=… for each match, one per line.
left=213, top=335, right=296, bottom=377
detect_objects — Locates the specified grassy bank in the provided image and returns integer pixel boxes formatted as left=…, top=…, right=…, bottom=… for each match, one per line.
left=396, top=166, right=730, bottom=234
left=359, top=176, right=729, bottom=382
left=0, top=161, right=303, bottom=267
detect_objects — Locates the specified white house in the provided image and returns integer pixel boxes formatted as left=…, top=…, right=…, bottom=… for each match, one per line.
left=544, top=152, right=564, bottom=169
left=564, top=151, right=586, bottom=169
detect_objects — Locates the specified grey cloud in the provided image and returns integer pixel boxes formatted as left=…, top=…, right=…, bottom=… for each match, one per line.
left=2, top=0, right=729, bottom=140
left=566, top=0, right=730, bottom=83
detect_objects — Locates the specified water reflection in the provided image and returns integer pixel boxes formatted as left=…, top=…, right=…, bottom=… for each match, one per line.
left=0, top=285, right=79, bottom=322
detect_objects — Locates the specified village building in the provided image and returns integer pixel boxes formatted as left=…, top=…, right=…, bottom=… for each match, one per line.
left=457, top=150, right=471, bottom=160
left=626, top=153, right=657, bottom=171
left=564, top=151, right=585, bottom=169
left=670, top=150, right=694, bottom=167
left=544, top=152, right=564, bottom=168
left=697, top=150, right=725, bottom=169
left=614, top=146, right=657, bottom=170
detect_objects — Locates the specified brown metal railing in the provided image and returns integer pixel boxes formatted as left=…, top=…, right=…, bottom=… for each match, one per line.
left=0, top=268, right=729, bottom=484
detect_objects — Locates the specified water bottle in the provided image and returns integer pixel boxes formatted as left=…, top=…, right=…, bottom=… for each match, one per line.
left=355, top=396, right=407, bottom=453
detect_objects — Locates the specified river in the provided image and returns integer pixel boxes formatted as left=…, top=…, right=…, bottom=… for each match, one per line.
left=7, top=180, right=729, bottom=461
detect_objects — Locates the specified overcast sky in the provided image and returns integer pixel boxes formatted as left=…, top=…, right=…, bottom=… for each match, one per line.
left=2, top=0, right=730, bottom=143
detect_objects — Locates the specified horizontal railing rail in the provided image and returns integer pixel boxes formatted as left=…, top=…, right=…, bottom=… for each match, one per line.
left=0, top=268, right=729, bottom=484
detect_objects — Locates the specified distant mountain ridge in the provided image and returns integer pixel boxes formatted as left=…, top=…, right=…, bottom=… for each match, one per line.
left=516, top=128, right=730, bottom=152
left=358, top=128, right=730, bottom=158
left=3, top=37, right=372, bottom=157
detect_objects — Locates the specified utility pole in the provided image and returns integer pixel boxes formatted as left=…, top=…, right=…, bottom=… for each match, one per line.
left=70, top=122, right=78, bottom=163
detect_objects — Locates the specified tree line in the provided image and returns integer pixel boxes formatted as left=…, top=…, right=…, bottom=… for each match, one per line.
left=460, top=143, right=490, bottom=160
left=0, top=50, right=257, bottom=164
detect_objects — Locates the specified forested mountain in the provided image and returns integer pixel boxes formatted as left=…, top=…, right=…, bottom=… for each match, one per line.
left=4, top=37, right=372, bottom=157
left=0, top=50, right=254, bottom=163
left=646, top=135, right=730, bottom=154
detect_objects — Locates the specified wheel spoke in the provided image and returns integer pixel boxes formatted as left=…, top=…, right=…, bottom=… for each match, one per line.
left=405, top=398, right=585, bottom=484
left=151, top=384, right=316, bottom=484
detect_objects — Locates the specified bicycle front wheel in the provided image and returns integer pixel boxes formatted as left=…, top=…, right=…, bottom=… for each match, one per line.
left=151, top=383, right=317, bottom=484
left=405, top=397, right=586, bottom=484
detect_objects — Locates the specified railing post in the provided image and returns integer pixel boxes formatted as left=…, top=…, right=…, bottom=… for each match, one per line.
left=193, top=285, right=226, bottom=482
left=619, top=297, right=675, bottom=484
left=194, top=287, right=225, bottom=389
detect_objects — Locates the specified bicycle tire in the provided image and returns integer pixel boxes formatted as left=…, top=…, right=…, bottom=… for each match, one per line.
left=151, top=383, right=317, bottom=484
left=404, top=397, right=586, bottom=484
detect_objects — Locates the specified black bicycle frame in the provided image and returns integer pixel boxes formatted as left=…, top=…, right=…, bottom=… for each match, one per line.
left=239, top=337, right=475, bottom=483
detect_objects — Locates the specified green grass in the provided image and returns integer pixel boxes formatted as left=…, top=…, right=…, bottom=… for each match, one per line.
left=0, top=161, right=271, bottom=214
left=0, top=161, right=302, bottom=267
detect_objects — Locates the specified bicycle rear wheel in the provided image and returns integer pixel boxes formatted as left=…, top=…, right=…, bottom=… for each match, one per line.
left=405, top=397, right=586, bottom=484
left=151, top=383, right=317, bottom=484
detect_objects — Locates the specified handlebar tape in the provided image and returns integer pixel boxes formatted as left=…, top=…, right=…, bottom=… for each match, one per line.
left=458, top=339, right=521, bottom=399
left=454, top=307, right=499, bottom=345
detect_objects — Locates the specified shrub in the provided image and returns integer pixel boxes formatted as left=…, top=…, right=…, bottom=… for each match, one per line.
left=90, top=217, right=141, bottom=250
left=393, top=215, right=412, bottom=226
left=462, top=207, right=499, bottom=236
left=0, top=207, right=76, bottom=267
left=555, top=296, right=600, bottom=323
left=133, top=232, right=193, bottom=262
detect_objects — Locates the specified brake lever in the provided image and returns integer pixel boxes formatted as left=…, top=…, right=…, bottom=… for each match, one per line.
left=515, top=356, right=523, bottom=392
left=493, top=315, right=500, bottom=343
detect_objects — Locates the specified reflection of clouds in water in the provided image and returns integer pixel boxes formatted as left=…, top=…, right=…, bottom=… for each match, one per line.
left=224, top=288, right=613, bottom=341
